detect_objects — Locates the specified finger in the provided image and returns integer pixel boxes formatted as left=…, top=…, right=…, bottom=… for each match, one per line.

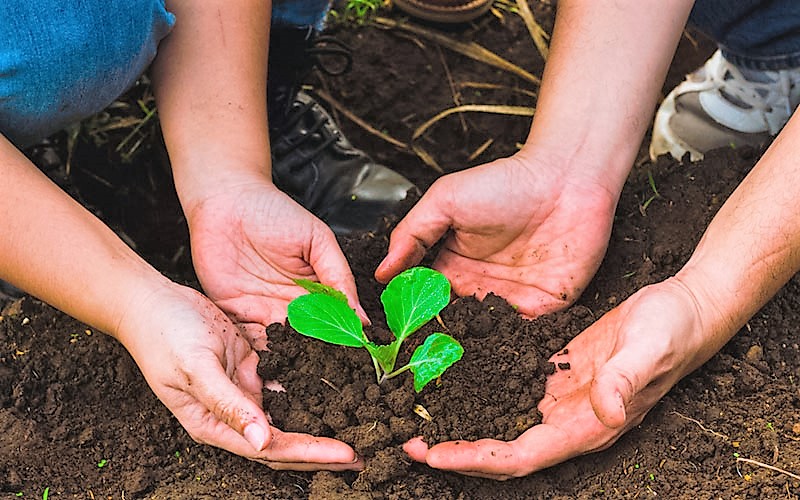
left=587, top=301, right=669, bottom=429
left=402, top=436, right=429, bottom=461
left=189, top=352, right=273, bottom=452
left=237, top=322, right=269, bottom=351
left=215, top=295, right=291, bottom=328
left=233, top=350, right=265, bottom=405
left=405, top=437, right=528, bottom=480
left=251, top=427, right=362, bottom=470
left=407, top=388, right=627, bottom=478
left=375, top=190, right=452, bottom=283
left=590, top=343, right=657, bottom=428
left=306, top=229, right=369, bottom=323
left=404, top=438, right=517, bottom=480
left=252, top=458, right=363, bottom=472
left=425, top=438, right=531, bottom=477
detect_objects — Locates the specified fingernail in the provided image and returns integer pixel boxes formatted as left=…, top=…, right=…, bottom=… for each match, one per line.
left=355, top=304, right=371, bottom=325
left=244, top=423, right=267, bottom=451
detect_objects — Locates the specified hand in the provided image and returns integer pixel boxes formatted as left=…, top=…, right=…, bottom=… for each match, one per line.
left=404, top=279, right=720, bottom=479
left=118, top=282, right=362, bottom=471
left=185, top=175, right=365, bottom=347
left=375, top=152, right=617, bottom=317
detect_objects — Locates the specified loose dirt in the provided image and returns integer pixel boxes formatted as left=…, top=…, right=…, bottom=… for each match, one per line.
left=3, top=4, right=800, bottom=499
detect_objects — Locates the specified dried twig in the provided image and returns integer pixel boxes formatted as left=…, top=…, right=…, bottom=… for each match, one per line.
left=312, top=88, right=409, bottom=150
left=411, top=144, right=444, bottom=173
left=514, top=0, right=549, bottom=60
left=437, top=45, right=468, bottom=133
left=467, top=138, right=494, bottom=161
left=671, top=411, right=729, bottom=441
left=736, top=457, right=800, bottom=481
left=320, top=378, right=342, bottom=393
left=372, top=16, right=540, bottom=85
left=457, top=81, right=538, bottom=99
left=413, top=104, right=534, bottom=140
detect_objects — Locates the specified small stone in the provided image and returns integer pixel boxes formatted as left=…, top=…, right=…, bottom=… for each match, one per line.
left=745, top=345, right=763, bottom=363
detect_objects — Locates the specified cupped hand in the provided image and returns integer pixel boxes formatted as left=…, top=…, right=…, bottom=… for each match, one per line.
left=404, top=278, right=722, bottom=479
left=375, top=152, right=617, bottom=317
left=185, top=176, right=365, bottom=347
left=117, top=282, right=362, bottom=471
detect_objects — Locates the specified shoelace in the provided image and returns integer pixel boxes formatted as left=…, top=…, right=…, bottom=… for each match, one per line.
left=271, top=34, right=354, bottom=169
left=274, top=98, right=340, bottom=171
left=705, top=51, right=800, bottom=133
left=306, top=35, right=353, bottom=77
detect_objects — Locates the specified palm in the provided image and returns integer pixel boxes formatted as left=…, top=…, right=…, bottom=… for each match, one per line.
left=187, top=180, right=357, bottom=335
left=405, top=280, right=711, bottom=479
left=379, top=155, right=617, bottom=316
left=119, top=284, right=360, bottom=470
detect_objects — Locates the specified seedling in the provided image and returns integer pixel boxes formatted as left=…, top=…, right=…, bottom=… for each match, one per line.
left=287, top=267, right=463, bottom=392
left=329, top=0, right=384, bottom=24
left=640, top=169, right=661, bottom=215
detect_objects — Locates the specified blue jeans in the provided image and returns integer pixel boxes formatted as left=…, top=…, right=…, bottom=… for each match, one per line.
left=0, top=0, right=330, bottom=148
left=690, top=0, right=800, bottom=70
left=0, top=0, right=798, bottom=148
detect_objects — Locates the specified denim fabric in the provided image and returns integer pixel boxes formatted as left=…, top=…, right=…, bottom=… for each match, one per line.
left=690, top=0, right=800, bottom=70
left=0, top=0, right=175, bottom=148
left=0, top=0, right=331, bottom=148
left=273, top=0, right=331, bottom=30
left=4, top=1, right=795, bottom=149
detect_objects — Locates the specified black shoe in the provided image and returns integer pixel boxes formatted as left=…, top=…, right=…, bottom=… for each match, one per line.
left=0, top=280, right=23, bottom=302
left=268, top=26, right=417, bottom=235
left=270, top=91, right=417, bottom=235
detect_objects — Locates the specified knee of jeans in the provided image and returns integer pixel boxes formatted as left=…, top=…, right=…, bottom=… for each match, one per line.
left=0, top=0, right=174, bottom=147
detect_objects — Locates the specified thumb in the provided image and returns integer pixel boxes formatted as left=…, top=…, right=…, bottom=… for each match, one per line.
left=589, top=350, right=650, bottom=429
left=307, top=230, right=369, bottom=322
left=375, top=190, right=452, bottom=283
left=193, top=357, right=273, bottom=452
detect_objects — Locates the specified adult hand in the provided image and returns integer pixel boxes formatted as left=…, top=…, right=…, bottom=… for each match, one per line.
left=404, top=278, right=721, bottom=479
left=375, top=152, right=617, bottom=317
left=118, top=282, right=362, bottom=471
left=185, top=175, right=365, bottom=348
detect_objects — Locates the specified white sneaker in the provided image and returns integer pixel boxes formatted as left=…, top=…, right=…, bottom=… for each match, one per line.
left=650, top=50, right=800, bottom=161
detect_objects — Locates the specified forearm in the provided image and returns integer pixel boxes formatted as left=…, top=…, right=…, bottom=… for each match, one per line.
left=150, top=0, right=272, bottom=215
left=0, top=137, right=171, bottom=336
left=524, top=0, right=693, bottom=193
left=676, top=110, right=800, bottom=362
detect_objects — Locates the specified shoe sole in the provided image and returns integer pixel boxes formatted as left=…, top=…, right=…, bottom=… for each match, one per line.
left=393, top=0, right=492, bottom=23
left=650, top=85, right=704, bottom=162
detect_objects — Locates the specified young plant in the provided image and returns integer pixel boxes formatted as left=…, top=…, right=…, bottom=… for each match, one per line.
left=287, top=267, right=463, bottom=392
left=329, top=0, right=384, bottom=24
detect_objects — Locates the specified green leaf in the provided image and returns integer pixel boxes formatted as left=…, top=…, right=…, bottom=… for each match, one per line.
left=408, top=333, right=464, bottom=392
left=366, top=340, right=401, bottom=374
left=293, top=279, right=349, bottom=303
left=287, top=293, right=365, bottom=347
left=381, top=267, right=450, bottom=341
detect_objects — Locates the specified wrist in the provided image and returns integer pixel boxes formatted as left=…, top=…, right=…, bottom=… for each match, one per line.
left=170, top=155, right=272, bottom=219
left=514, top=144, right=627, bottom=213
left=651, top=276, right=737, bottom=377
left=112, top=277, right=187, bottom=348
left=670, top=262, right=748, bottom=360
left=520, top=129, right=636, bottom=200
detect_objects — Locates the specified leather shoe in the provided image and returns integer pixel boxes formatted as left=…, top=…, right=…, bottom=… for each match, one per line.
left=270, top=91, right=417, bottom=235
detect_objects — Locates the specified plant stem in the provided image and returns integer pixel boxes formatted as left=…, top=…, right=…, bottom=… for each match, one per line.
left=370, top=355, right=383, bottom=384
left=382, top=363, right=412, bottom=381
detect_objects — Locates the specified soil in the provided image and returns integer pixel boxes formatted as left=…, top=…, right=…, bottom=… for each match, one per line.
left=3, top=4, right=800, bottom=499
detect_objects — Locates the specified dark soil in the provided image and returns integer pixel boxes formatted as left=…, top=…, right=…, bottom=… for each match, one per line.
left=4, top=4, right=800, bottom=499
